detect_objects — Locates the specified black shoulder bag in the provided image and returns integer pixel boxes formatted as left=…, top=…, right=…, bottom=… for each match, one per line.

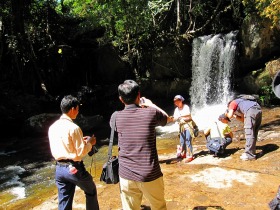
left=100, top=112, right=119, bottom=184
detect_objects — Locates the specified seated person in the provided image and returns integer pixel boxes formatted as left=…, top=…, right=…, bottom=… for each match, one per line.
left=204, top=114, right=233, bottom=155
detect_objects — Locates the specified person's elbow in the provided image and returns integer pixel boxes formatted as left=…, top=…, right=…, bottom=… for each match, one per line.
left=226, top=110, right=234, bottom=118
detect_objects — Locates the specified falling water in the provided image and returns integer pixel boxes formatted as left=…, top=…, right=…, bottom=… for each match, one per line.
left=190, top=31, right=238, bottom=129
left=190, top=31, right=238, bottom=109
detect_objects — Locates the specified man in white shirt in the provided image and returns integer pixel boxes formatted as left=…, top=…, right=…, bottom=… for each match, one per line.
left=48, top=95, right=99, bottom=210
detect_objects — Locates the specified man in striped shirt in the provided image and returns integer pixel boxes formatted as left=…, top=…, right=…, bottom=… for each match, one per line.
left=110, top=80, right=173, bottom=210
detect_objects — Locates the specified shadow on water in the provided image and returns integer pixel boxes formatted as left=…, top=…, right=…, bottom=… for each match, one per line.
left=190, top=142, right=279, bottom=160
left=193, top=147, right=240, bottom=159
left=140, top=205, right=151, bottom=210
left=256, top=143, right=279, bottom=158
left=193, top=206, right=225, bottom=210
left=260, top=119, right=280, bottom=131
left=159, top=157, right=180, bottom=164
left=158, top=142, right=241, bottom=164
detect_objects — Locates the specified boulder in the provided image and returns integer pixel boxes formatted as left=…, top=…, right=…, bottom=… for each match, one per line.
left=239, top=16, right=280, bottom=73
left=22, top=113, right=104, bottom=137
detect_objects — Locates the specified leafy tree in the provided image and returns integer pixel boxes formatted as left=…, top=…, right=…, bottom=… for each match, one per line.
left=0, top=0, right=246, bottom=95
left=58, top=0, right=244, bottom=79
left=0, top=0, right=59, bottom=94
left=243, top=0, right=280, bottom=27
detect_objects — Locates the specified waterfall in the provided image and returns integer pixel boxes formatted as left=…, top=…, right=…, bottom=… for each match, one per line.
left=157, top=31, right=239, bottom=133
left=190, top=31, right=238, bottom=111
left=190, top=31, right=238, bottom=129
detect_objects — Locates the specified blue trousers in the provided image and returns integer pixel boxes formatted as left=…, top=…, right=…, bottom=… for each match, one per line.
left=180, top=129, right=193, bottom=156
left=55, top=162, right=99, bottom=210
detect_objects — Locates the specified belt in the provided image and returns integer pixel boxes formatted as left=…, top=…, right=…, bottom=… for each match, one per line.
left=56, top=159, right=82, bottom=166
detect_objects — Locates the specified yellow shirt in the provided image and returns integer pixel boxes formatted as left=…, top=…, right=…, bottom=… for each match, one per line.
left=48, top=114, right=92, bottom=161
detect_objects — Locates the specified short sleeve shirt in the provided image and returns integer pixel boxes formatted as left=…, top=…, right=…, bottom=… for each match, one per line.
left=173, top=104, right=191, bottom=119
left=110, top=104, right=167, bottom=182
left=228, top=99, right=260, bottom=117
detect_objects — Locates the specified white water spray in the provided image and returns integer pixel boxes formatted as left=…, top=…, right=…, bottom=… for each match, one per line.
left=190, top=31, right=238, bottom=130
left=157, top=32, right=238, bottom=134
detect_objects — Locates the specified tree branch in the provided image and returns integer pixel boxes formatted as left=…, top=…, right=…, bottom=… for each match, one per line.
left=183, top=0, right=222, bottom=39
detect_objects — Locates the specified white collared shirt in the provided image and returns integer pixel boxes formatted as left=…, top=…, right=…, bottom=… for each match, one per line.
left=48, top=114, right=92, bottom=161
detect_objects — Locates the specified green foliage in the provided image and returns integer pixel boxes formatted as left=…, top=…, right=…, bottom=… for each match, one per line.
left=259, top=85, right=277, bottom=106
left=242, top=0, right=280, bottom=27
left=148, top=0, right=172, bottom=16
left=0, top=0, right=252, bottom=94
left=257, top=0, right=280, bottom=27
left=60, top=0, right=155, bottom=47
left=192, top=1, right=214, bottom=17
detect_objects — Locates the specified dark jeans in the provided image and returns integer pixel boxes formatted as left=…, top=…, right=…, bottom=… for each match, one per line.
left=55, top=162, right=99, bottom=210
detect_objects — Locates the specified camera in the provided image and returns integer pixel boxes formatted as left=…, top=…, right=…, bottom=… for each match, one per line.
left=88, top=146, right=98, bottom=156
left=139, top=98, right=145, bottom=106
left=140, top=98, right=148, bottom=108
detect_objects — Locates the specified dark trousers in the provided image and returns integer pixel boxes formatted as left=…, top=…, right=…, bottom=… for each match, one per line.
left=55, top=162, right=99, bottom=210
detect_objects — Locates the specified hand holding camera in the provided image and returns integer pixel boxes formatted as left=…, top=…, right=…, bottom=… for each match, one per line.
left=139, top=97, right=153, bottom=107
left=84, top=135, right=99, bottom=156
left=84, top=135, right=96, bottom=145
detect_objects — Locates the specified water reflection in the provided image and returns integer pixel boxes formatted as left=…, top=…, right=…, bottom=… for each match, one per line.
left=0, top=138, right=119, bottom=209
left=0, top=104, right=225, bottom=209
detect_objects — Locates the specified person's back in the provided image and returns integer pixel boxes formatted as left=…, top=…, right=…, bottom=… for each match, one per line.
left=204, top=114, right=233, bottom=155
left=226, top=97, right=262, bottom=160
left=208, top=121, right=231, bottom=139
left=115, top=105, right=166, bottom=182
left=111, top=80, right=172, bottom=210
left=232, top=98, right=260, bottom=115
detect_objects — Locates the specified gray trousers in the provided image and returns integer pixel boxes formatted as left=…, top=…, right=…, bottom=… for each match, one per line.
left=244, top=107, right=262, bottom=158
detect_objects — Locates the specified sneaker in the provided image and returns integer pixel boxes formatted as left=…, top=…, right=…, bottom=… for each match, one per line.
left=177, top=152, right=186, bottom=159
left=240, top=153, right=247, bottom=157
left=240, top=153, right=255, bottom=161
left=184, top=156, right=194, bottom=163
left=176, top=145, right=182, bottom=158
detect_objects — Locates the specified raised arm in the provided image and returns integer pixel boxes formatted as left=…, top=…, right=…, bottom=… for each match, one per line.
left=140, top=97, right=173, bottom=123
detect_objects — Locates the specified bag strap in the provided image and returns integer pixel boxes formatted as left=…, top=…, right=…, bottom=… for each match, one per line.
left=215, top=121, right=225, bottom=144
left=107, top=112, right=117, bottom=160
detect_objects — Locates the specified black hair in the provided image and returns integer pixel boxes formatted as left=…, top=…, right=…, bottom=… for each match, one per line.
left=118, top=80, right=139, bottom=104
left=60, top=95, right=80, bottom=113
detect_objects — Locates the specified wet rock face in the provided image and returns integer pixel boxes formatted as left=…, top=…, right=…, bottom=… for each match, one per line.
left=21, top=113, right=104, bottom=137
left=21, top=113, right=60, bottom=137
left=239, top=16, right=280, bottom=74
